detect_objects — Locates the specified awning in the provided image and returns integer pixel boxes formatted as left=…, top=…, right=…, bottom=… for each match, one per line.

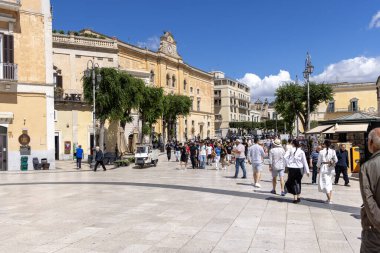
left=306, top=125, right=333, bottom=134
left=322, top=123, right=369, bottom=134
left=335, top=123, right=369, bottom=133
left=0, top=112, right=13, bottom=124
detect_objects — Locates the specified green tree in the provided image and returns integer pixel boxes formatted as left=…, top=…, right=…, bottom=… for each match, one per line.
left=162, top=94, right=192, bottom=142
left=138, top=86, right=164, bottom=143
left=274, top=82, right=333, bottom=133
left=83, top=68, right=125, bottom=150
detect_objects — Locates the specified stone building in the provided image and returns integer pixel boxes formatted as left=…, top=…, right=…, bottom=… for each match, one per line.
left=52, top=32, right=119, bottom=160
left=312, top=82, right=377, bottom=122
left=212, top=71, right=250, bottom=137
left=0, top=0, right=54, bottom=170
left=52, top=29, right=214, bottom=160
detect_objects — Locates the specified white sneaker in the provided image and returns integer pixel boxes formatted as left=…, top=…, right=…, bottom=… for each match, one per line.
left=252, top=182, right=256, bottom=186
left=255, top=183, right=261, bottom=188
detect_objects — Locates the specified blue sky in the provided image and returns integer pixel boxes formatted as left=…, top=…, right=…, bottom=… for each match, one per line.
left=51, top=0, right=380, bottom=99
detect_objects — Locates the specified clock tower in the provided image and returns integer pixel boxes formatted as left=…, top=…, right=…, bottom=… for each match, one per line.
left=158, top=31, right=181, bottom=58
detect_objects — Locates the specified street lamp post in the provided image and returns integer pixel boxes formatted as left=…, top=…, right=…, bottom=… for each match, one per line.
left=303, top=52, right=314, bottom=132
left=84, top=59, right=102, bottom=168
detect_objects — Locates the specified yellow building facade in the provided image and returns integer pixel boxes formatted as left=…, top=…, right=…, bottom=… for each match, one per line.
left=0, top=0, right=54, bottom=170
left=116, top=31, right=215, bottom=142
left=52, top=32, right=119, bottom=160
left=52, top=30, right=214, bottom=160
left=312, top=82, right=377, bottom=122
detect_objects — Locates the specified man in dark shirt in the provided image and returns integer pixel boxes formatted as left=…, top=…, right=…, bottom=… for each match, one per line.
left=309, top=145, right=321, bottom=184
left=359, top=128, right=380, bottom=252
left=226, top=142, right=233, bottom=164
left=335, top=144, right=350, bottom=186
left=166, top=143, right=172, bottom=161
left=189, top=142, right=198, bottom=169
left=94, top=146, right=106, bottom=172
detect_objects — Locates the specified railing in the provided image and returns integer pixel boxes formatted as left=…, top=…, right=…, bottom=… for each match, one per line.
left=53, top=34, right=118, bottom=49
left=0, top=0, right=21, bottom=11
left=0, top=63, right=17, bottom=80
left=54, top=88, right=83, bottom=102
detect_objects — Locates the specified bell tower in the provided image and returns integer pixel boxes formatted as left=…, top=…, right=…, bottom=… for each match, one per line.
left=158, top=31, right=181, bottom=58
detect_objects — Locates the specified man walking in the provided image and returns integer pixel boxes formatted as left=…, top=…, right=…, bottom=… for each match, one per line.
left=359, top=128, right=380, bottom=252
left=75, top=145, right=83, bottom=169
left=335, top=144, right=350, bottom=186
left=189, top=142, right=198, bottom=169
left=232, top=139, right=247, bottom=179
left=310, top=145, right=321, bottom=184
left=166, top=143, right=172, bottom=161
left=248, top=138, right=265, bottom=188
left=94, top=146, right=107, bottom=172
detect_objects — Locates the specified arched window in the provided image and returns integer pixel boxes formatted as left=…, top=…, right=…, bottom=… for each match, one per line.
left=172, top=75, right=176, bottom=87
left=166, top=74, right=170, bottom=86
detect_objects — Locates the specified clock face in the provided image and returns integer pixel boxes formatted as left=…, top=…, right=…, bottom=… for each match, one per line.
left=167, top=45, right=173, bottom=54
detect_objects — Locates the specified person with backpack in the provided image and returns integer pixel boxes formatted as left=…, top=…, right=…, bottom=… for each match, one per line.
left=317, top=140, right=338, bottom=204
left=284, top=139, right=310, bottom=203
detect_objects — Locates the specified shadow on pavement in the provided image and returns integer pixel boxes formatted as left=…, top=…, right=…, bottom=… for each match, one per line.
left=0, top=181, right=361, bottom=215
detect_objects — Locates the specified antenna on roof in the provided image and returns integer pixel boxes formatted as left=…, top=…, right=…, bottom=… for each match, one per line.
left=295, top=75, right=299, bottom=84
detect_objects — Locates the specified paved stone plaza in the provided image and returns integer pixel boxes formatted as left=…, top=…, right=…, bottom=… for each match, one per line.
left=0, top=155, right=362, bottom=253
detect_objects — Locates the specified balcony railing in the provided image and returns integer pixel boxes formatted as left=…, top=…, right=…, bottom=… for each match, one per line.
left=53, top=34, right=118, bottom=49
left=54, top=88, right=84, bottom=102
left=0, top=63, right=17, bottom=80
left=0, top=0, right=21, bottom=11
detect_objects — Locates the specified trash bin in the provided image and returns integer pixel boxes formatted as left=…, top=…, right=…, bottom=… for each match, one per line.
left=41, top=158, right=50, bottom=170
left=21, top=156, right=28, bottom=171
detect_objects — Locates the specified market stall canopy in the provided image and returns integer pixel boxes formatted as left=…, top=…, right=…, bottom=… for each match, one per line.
left=0, top=112, right=13, bottom=124
left=322, top=123, right=369, bottom=134
left=306, top=125, right=333, bottom=134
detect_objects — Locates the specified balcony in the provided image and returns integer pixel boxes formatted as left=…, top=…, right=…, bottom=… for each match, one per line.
left=54, top=88, right=84, bottom=103
left=0, top=63, right=17, bottom=80
left=0, top=0, right=21, bottom=11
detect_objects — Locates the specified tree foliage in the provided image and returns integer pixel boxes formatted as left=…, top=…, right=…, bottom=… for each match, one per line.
left=162, top=94, right=192, bottom=141
left=139, top=86, right=164, bottom=141
left=229, top=120, right=291, bottom=133
left=274, top=82, right=333, bottom=133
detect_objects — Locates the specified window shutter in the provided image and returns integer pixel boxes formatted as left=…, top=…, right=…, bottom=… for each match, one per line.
left=3, top=35, right=14, bottom=63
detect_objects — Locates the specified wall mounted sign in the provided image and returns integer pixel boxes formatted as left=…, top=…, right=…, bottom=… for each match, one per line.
left=64, top=141, right=71, bottom=154
left=18, top=132, right=30, bottom=146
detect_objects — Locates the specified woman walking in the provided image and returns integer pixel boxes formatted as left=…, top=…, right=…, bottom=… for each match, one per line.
left=179, top=143, right=188, bottom=169
left=284, top=139, right=310, bottom=203
left=317, top=140, right=338, bottom=204
left=220, top=144, right=228, bottom=170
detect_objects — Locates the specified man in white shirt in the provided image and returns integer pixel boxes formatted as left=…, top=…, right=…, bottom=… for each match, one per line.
left=206, top=143, right=213, bottom=166
left=248, top=138, right=265, bottom=188
left=232, top=139, right=247, bottom=178
left=199, top=142, right=207, bottom=169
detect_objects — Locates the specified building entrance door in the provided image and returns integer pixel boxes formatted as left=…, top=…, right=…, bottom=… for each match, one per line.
left=54, top=133, right=59, bottom=160
left=0, top=126, right=7, bottom=171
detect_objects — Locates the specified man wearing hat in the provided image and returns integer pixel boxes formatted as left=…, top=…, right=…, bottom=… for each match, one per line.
left=269, top=139, right=286, bottom=195
left=232, top=139, right=247, bottom=178
left=248, top=138, right=265, bottom=188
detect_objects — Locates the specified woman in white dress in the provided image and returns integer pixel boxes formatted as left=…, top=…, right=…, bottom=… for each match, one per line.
left=317, top=139, right=338, bottom=204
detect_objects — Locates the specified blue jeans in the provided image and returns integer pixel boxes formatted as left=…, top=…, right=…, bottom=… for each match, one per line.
left=235, top=158, right=246, bottom=177
left=200, top=155, right=206, bottom=169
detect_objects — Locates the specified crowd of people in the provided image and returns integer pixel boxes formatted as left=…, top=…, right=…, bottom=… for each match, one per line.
left=164, top=136, right=353, bottom=205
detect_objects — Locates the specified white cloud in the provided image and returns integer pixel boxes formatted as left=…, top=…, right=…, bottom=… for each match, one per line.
left=137, top=36, right=160, bottom=51
left=369, top=11, right=380, bottom=29
left=238, top=70, right=292, bottom=102
left=312, top=56, right=380, bottom=83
